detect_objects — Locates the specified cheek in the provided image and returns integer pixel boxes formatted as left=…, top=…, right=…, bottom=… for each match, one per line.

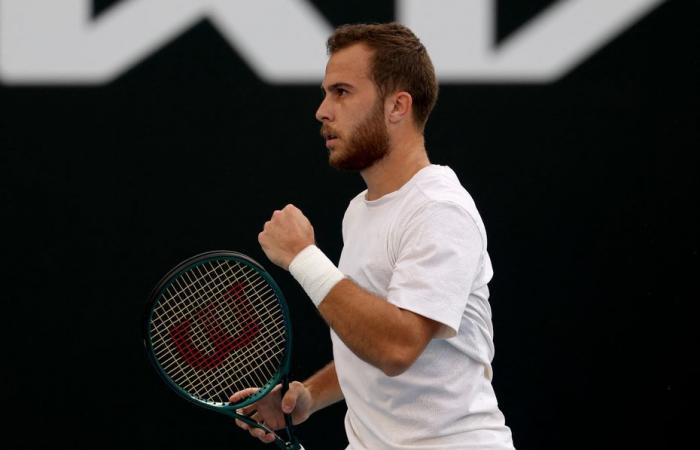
left=345, top=110, right=369, bottom=133
left=340, top=100, right=365, bottom=121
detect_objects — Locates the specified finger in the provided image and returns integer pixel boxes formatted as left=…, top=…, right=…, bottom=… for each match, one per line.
left=234, top=418, right=250, bottom=431
left=250, top=426, right=269, bottom=440
left=261, top=432, right=277, bottom=444
left=237, top=405, right=256, bottom=416
left=281, top=383, right=301, bottom=414
left=230, top=387, right=259, bottom=403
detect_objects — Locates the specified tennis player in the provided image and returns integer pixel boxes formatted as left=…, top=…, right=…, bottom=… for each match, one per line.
left=232, top=22, right=515, bottom=450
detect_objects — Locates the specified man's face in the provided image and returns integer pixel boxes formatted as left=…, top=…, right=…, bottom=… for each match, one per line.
left=316, top=43, right=390, bottom=171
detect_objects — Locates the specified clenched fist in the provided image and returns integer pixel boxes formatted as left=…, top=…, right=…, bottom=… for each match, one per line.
left=258, top=204, right=315, bottom=270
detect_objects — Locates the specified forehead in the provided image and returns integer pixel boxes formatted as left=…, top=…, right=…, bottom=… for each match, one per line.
left=322, top=43, right=374, bottom=87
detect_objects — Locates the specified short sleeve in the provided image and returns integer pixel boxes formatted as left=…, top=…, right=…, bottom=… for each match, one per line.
left=387, top=202, right=484, bottom=339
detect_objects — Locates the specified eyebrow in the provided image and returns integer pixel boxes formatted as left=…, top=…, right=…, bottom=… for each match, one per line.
left=321, top=82, right=354, bottom=93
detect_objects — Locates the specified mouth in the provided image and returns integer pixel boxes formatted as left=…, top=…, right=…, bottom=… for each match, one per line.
left=322, top=130, right=340, bottom=148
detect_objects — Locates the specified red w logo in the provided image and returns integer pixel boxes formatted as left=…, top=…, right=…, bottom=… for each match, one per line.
left=169, top=282, right=260, bottom=371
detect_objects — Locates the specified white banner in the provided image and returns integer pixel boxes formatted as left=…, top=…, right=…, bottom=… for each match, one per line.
left=0, top=0, right=666, bottom=85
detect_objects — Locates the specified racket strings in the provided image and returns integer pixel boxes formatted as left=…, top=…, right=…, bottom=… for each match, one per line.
left=150, top=259, right=288, bottom=404
left=171, top=260, right=284, bottom=394
left=179, top=267, right=259, bottom=359
left=189, top=263, right=286, bottom=400
left=156, top=268, right=283, bottom=394
left=153, top=262, right=244, bottom=366
left=152, top=261, right=246, bottom=396
left=156, top=261, right=285, bottom=402
left=152, top=261, right=268, bottom=356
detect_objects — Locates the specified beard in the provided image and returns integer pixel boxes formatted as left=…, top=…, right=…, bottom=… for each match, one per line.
left=323, top=99, right=390, bottom=171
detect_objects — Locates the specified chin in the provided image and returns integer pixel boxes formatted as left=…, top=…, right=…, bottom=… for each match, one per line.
left=328, top=148, right=344, bottom=164
left=328, top=154, right=349, bottom=171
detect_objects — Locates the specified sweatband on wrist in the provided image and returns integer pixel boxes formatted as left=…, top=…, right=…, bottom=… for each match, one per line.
left=289, top=245, right=345, bottom=307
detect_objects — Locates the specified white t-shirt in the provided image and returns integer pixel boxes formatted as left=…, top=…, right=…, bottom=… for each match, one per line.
left=333, top=165, right=514, bottom=450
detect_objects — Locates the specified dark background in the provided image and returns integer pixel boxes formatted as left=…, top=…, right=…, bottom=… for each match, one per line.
left=1, top=1, right=696, bottom=449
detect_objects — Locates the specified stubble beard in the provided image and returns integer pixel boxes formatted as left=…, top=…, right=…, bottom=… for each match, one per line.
left=327, top=100, right=390, bottom=172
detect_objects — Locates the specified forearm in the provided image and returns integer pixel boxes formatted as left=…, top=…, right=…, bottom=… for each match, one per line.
left=318, top=279, right=438, bottom=376
left=303, top=361, right=343, bottom=415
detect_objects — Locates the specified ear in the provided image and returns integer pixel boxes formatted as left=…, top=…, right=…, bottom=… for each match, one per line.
left=386, top=91, right=413, bottom=125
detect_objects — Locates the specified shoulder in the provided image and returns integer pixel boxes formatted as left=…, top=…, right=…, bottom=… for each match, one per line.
left=412, top=165, right=478, bottom=210
left=401, top=165, right=487, bottom=238
left=400, top=200, right=484, bottom=250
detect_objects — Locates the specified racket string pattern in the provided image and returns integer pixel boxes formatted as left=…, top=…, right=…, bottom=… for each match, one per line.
left=149, top=259, right=288, bottom=405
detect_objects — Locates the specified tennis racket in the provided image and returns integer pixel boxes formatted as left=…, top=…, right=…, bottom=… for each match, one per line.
left=143, top=250, right=302, bottom=450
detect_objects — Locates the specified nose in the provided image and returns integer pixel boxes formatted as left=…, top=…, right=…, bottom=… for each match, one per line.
left=315, top=95, right=332, bottom=123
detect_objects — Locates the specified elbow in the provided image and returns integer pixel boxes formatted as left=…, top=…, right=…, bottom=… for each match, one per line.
left=381, top=364, right=408, bottom=378
left=379, top=347, right=419, bottom=377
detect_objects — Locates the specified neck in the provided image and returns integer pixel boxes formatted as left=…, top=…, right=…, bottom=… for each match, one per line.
left=360, top=133, right=430, bottom=201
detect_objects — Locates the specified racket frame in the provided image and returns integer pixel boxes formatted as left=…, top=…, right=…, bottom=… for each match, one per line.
left=143, top=250, right=299, bottom=449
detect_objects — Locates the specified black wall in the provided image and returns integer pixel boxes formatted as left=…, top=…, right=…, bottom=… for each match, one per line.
left=1, top=1, right=696, bottom=449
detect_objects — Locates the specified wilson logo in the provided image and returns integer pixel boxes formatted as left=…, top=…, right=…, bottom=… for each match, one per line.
left=169, top=282, right=260, bottom=371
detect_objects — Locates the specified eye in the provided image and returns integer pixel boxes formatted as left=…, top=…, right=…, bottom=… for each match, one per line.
left=335, top=87, right=348, bottom=97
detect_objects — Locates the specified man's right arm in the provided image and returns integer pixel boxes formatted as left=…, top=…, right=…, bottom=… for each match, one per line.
left=303, top=361, right=343, bottom=416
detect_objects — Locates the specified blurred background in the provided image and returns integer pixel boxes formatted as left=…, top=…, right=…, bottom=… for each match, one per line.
left=1, top=1, right=696, bottom=449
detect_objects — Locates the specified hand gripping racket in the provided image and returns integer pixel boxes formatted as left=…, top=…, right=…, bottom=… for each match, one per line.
left=144, top=250, right=302, bottom=449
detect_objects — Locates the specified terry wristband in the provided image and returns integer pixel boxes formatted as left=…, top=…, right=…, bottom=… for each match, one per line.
left=289, top=245, right=345, bottom=307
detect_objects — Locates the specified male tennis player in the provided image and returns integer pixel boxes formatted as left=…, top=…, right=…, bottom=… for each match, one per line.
left=232, top=23, right=515, bottom=450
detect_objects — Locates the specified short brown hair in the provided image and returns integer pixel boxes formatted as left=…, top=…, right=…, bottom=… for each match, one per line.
left=327, top=22, right=438, bottom=132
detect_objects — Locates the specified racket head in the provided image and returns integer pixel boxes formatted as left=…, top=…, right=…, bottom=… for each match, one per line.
left=143, top=250, right=293, bottom=416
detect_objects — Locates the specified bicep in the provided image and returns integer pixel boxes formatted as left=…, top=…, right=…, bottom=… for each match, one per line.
left=398, top=307, right=444, bottom=352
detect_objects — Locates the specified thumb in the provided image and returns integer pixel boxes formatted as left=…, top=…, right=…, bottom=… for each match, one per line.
left=281, top=382, right=303, bottom=414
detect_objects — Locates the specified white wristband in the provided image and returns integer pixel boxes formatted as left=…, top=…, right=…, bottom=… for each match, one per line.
left=289, top=245, right=345, bottom=307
